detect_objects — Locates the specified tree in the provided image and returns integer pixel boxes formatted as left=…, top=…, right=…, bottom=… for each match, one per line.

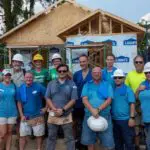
left=2, top=0, right=23, bottom=31
left=0, top=0, right=36, bottom=32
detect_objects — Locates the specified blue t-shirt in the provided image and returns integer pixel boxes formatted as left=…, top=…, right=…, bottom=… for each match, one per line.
left=111, top=84, right=135, bottom=120
left=17, top=82, right=46, bottom=118
left=0, top=83, right=18, bottom=118
left=81, top=80, right=113, bottom=117
left=73, top=69, right=92, bottom=108
left=102, top=67, right=117, bottom=88
left=139, top=80, right=150, bottom=123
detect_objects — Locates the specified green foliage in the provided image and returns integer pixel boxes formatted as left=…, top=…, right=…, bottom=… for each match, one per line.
left=1, top=0, right=36, bottom=32
left=2, top=0, right=23, bottom=31
left=0, top=43, right=8, bottom=69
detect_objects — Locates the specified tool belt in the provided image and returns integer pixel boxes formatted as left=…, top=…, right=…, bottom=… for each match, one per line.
left=27, top=116, right=45, bottom=127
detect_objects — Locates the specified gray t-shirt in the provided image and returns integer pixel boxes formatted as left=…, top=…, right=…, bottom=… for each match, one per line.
left=45, top=79, right=78, bottom=114
left=10, top=68, right=24, bottom=87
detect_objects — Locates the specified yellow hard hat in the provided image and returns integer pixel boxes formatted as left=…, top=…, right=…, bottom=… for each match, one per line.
left=33, top=54, right=43, bottom=61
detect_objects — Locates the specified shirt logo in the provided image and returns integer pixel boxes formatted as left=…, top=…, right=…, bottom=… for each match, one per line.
left=0, top=89, right=4, bottom=92
left=73, top=86, right=77, bottom=89
left=32, top=90, right=37, bottom=94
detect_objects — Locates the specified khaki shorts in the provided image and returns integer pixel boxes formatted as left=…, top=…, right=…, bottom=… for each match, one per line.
left=20, top=121, right=45, bottom=137
left=0, top=117, right=17, bottom=125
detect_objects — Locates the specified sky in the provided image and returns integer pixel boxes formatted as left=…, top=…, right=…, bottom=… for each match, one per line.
left=1, top=0, right=150, bottom=35
left=76, top=0, right=150, bottom=23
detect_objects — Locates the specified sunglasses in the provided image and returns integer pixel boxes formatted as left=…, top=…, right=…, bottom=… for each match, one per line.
left=58, top=70, right=67, bottom=73
left=145, top=72, right=150, bottom=75
left=114, top=77, right=123, bottom=80
left=135, top=61, right=143, bottom=64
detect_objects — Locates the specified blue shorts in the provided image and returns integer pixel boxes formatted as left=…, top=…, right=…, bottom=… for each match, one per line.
left=81, top=115, right=115, bottom=149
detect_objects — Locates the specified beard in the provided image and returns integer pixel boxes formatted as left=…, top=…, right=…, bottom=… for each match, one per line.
left=13, top=66, right=21, bottom=70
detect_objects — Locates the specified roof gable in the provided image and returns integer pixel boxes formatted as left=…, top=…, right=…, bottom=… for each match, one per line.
left=0, top=0, right=92, bottom=41
left=58, top=9, right=145, bottom=38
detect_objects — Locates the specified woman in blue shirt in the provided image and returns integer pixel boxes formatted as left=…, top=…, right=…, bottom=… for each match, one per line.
left=137, top=62, right=150, bottom=150
left=0, top=69, right=18, bottom=150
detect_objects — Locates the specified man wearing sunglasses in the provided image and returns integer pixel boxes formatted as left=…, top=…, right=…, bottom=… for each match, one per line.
left=125, top=55, right=146, bottom=149
left=112, top=69, right=135, bottom=150
left=45, top=64, right=78, bottom=150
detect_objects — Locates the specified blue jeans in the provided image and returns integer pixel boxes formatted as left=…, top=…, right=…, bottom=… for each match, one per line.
left=81, top=115, right=115, bottom=149
left=46, top=123, right=75, bottom=150
left=113, top=120, right=135, bottom=150
left=144, top=123, right=150, bottom=150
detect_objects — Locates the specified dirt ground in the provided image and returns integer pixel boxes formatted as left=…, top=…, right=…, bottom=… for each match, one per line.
left=11, top=135, right=146, bottom=150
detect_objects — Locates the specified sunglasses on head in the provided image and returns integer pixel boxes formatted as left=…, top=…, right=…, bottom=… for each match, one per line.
left=145, top=72, right=150, bottom=75
left=135, top=61, right=143, bottom=64
left=58, top=70, right=67, bottom=73
left=114, top=77, right=123, bottom=80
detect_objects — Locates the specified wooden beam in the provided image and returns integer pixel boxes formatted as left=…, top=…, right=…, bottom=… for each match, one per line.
left=99, top=15, right=102, bottom=34
left=110, top=19, right=112, bottom=34
left=121, top=24, right=123, bottom=33
left=89, top=21, right=91, bottom=34
left=8, top=48, right=12, bottom=65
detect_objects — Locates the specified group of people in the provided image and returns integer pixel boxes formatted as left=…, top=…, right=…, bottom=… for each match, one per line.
left=0, top=52, right=150, bottom=150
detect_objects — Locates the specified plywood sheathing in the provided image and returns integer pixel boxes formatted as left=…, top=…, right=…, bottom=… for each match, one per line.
left=0, top=0, right=92, bottom=46
left=58, top=9, right=145, bottom=39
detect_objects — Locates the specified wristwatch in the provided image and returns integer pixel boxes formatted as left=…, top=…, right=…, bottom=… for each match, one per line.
left=130, top=116, right=135, bottom=119
left=62, top=108, right=66, bottom=114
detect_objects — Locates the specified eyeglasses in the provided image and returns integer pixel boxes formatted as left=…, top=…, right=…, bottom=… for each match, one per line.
left=114, top=77, right=123, bottom=80
left=135, top=61, right=143, bottom=64
left=58, top=70, right=67, bottom=73
left=145, top=72, right=150, bottom=75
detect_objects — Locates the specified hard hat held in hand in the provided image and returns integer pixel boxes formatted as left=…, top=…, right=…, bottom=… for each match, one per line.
left=51, top=53, right=62, bottom=61
left=113, top=69, right=125, bottom=77
left=33, top=54, right=43, bottom=61
left=87, top=116, right=108, bottom=132
left=12, top=54, right=23, bottom=62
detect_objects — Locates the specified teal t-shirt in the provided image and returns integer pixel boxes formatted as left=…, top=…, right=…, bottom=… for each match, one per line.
left=111, top=84, right=135, bottom=120
left=0, top=82, right=18, bottom=117
left=102, top=67, right=117, bottom=88
left=81, top=80, right=113, bottom=117
left=139, top=80, right=150, bottom=123
left=31, top=68, right=49, bottom=86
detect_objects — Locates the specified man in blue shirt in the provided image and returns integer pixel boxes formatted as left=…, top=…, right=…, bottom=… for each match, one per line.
left=112, top=69, right=135, bottom=150
left=73, top=54, right=92, bottom=149
left=102, top=54, right=117, bottom=87
left=17, top=71, right=46, bottom=150
left=81, top=67, right=115, bottom=150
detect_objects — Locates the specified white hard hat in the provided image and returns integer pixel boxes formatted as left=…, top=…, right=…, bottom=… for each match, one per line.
left=87, top=116, right=108, bottom=132
left=144, top=62, right=150, bottom=73
left=51, top=53, right=62, bottom=61
left=113, top=69, right=125, bottom=77
left=2, top=69, right=12, bottom=76
left=12, top=54, right=23, bottom=62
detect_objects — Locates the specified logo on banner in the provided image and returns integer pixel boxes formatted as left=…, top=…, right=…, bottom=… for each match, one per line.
left=80, top=40, right=94, bottom=45
left=116, top=56, right=130, bottom=63
left=66, top=41, right=74, bottom=46
left=123, top=38, right=137, bottom=45
left=103, top=39, right=117, bottom=46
